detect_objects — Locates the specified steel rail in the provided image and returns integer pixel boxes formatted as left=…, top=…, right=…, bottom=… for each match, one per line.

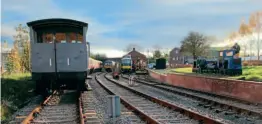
left=22, top=91, right=57, bottom=124
left=95, top=74, right=160, bottom=124
left=105, top=74, right=224, bottom=124
left=122, top=75, right=262, bottom=118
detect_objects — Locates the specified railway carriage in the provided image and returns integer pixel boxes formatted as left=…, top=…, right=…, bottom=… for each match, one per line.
left=88, top=58, right=103, bottom=73
left=27, top=18, right=91, bottom=94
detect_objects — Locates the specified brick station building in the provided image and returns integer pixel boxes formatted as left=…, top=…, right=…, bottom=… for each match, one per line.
left=123, top=48, right=147, bottom=64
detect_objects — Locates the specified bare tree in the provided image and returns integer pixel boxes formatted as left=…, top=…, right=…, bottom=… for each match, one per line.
left=152, top=44, right=162, bottom=51
left=124, top=43, right=143, bottom=52
left=153, top=50, right=162, bottom=59
left=239, top=20, right=252, bottom=60
left=180, top=31, right=210, bottom=59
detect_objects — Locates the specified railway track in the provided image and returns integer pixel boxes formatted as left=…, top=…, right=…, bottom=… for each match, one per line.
left=21, top=90, right=81, bottom=124
left=132, top=75, right=262, bottom=114
left=7, top=96, right=43, bottom=124
left=119, top=74, right=262, bottom=124
left=86, top=73, right=145, bottom=124
left=96, top=73, right=214, bottom=124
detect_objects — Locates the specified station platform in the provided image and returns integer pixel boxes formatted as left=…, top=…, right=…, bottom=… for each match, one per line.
left=147, top=69, right=262, bottom=104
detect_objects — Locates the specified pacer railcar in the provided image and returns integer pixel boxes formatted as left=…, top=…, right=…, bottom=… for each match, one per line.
left=27, top=18, right=90, bottom=94
left=104, top=60, right=116, bottom=72
left=121, top=55, right=132, bottom=73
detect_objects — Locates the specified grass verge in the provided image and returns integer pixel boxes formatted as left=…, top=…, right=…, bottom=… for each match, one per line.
left=1, top=73, right=35, bottom=122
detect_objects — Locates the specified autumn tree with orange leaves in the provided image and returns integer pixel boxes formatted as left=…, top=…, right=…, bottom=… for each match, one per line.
left=5, top=24, right=31, bottom=74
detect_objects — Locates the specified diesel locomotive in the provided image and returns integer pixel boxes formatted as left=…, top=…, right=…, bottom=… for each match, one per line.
left=104, top=60, right=116, bottom=72
left=121, top=55, right=132, bottom=73
left=120, top=55, right=148, bottom=75
left=27, top=18, right=94, bottom=94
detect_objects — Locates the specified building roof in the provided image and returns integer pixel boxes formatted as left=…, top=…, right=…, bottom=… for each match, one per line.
left=27, top=18, right=88, bottom=28
left=123, top=48, right=146, bottom=59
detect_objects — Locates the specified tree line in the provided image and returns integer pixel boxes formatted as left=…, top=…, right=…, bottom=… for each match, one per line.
left=143, top=11, right=262, bottom=61
left=3, top=11, right=261, bottom=73
left=5, top=24, right=31, bottom=74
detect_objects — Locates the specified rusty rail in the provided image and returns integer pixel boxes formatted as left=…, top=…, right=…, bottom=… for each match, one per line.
left=79, top=93, right=85, bottom=124
left=104, top=74, right=224, bottom=124
left=95, top=75, right=160, bottom=124
left=22, top=91, right=57, bottom=124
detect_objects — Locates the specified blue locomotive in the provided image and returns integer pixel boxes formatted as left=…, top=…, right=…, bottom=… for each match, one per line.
left=192, top=43, right=242, bottom=75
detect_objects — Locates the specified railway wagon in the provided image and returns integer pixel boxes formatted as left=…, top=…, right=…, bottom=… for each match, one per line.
left=104, top=60, right=116, bottom=72
left=88, top=58, right=102, bottom=73
left=27, top=18, right=90, bottom=94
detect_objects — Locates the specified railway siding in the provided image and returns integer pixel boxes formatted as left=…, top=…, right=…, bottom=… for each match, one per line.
left=98, top=73, right=218, bottom=124
left=119, top=75, right=262, bottom=124
left=122, top=75, right=262, bottom=117
left=148, top=69, right=262, bottom=104
left=86, top=74, right=144, bottom=124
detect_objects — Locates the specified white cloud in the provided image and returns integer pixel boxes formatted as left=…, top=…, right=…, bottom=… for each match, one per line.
left=90, top=46, right=125, bottom=58
left=211, top=32, right=262, bottom=55
left=1, top=0, right=118, bottom=39
left=2, top=0, right=262, bottom=58
left=1, top=24, right=15, bottom=37
left=1, top=0, right=129, bottom=58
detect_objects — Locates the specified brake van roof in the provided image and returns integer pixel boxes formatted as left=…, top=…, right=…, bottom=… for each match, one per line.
left=27, top=18, right=88, bottom=28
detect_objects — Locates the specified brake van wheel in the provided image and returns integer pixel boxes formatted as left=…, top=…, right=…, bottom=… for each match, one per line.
left=77, top=79, right=87, bottom=91
left=35, top=80, right=42, bottom=95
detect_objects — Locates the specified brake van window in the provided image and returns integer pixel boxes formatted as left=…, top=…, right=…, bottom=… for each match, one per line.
left=76, top=34, right=83, bottom=43
left=68, top=33, right=77, bottom=43
left=55, top=33, right=66, bottom=43
left=42, top=33, right=54, bottom=43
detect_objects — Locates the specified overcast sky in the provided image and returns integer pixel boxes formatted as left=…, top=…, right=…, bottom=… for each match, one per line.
left=1, top=0, right=262, bottom=57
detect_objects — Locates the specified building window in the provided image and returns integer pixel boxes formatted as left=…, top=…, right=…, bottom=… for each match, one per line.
left=176, top=57, right=178, bottom=60
left=176, top=50, right=178, bottom=54
left=173, top=57, right=175, bottom=60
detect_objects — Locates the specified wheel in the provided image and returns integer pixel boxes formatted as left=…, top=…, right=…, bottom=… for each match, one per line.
left=35, top=80, right=42, bottom=95
left=77, top=79, right=87, bottom=91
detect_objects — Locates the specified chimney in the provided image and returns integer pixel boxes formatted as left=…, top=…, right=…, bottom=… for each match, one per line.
left=133, top=48, right=135, bottom=51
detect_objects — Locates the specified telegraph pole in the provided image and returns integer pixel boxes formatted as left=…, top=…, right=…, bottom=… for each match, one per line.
left=257, top=12, right=262, bottom=60
left=147, top=49, right=150, bottom=65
